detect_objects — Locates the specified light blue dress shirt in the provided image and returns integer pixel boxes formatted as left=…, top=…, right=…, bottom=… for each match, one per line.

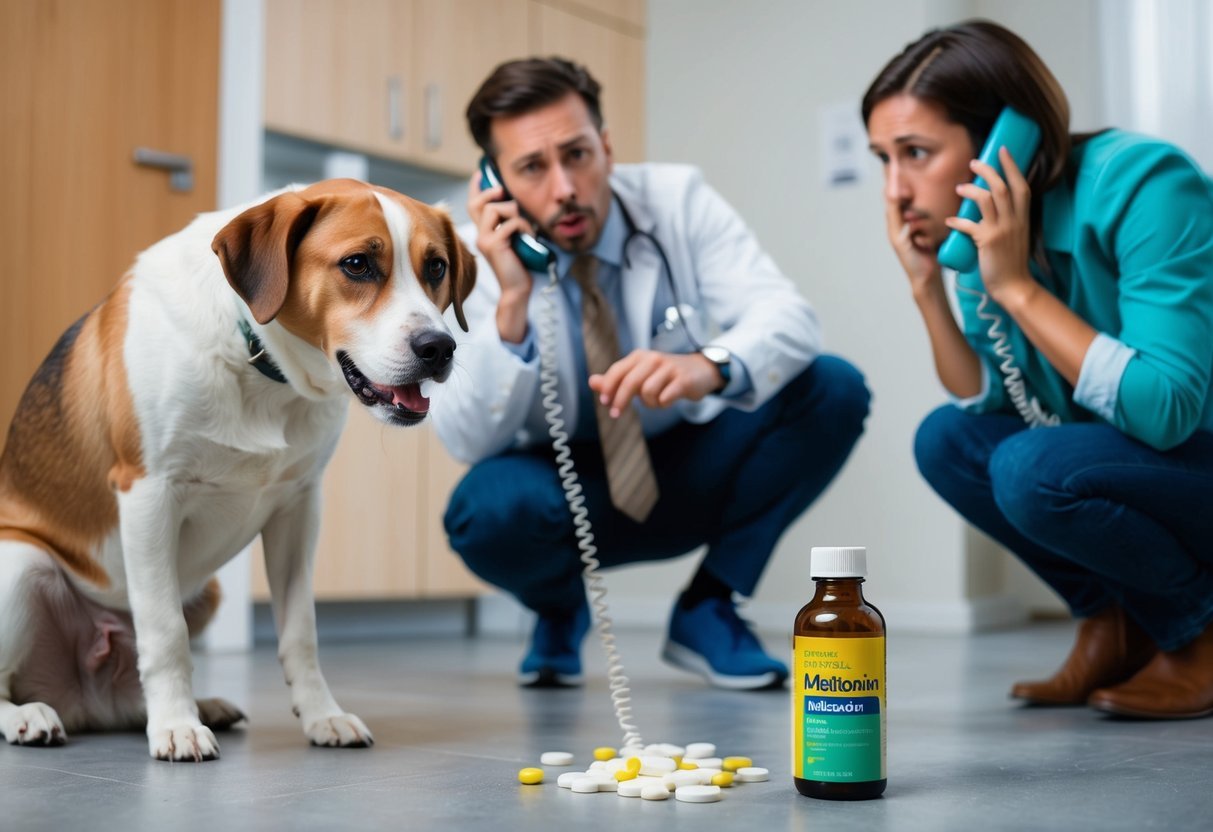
left=503, top=196, right=752, bottom=441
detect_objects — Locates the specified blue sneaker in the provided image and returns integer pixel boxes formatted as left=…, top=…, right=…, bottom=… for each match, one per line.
left=661, top=597, right=789, bottom=690
left=519, top=601, right=591, bottom=688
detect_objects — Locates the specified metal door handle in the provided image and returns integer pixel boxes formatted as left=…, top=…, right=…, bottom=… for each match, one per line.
left=424, top=83, right=441, bottom=149
left=133, top=147, right=194, bottom=192
left=388, top=76, right=404, bottom=141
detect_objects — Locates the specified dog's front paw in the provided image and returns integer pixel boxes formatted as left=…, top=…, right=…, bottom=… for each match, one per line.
left=2, top=702, right=66, bottom=746
left=305, top=713, right=373, bottom=748
left=148, top=721, right=219, bottom=762
left=196, top=697, right=247, bottom=732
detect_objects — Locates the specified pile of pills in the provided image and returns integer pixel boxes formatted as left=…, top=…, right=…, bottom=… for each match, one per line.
left=516, top=741, right=770, bottom=804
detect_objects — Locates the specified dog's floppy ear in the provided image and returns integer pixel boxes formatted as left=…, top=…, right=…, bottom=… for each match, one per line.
left=212, top=192, right=319, bottom=324
left=441, top=212, right=477, bottom=332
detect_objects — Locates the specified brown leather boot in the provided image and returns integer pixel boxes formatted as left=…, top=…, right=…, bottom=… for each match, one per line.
left=1010, top=606, right=1156, bottom=705
left=1088, top=620, right=1213, bottom=719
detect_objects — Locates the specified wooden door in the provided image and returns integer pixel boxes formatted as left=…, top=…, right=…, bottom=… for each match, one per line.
left=0, top=0, right=221, bottom=435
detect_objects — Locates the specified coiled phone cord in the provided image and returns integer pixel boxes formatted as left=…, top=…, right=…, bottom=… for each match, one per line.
left=956, top=285, right=1060, bottom=429
left=537, top=263, right=645, bottom=752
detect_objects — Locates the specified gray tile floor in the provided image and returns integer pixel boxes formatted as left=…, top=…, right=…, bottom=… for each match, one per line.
left=3, top=621, right=1212, bottom=832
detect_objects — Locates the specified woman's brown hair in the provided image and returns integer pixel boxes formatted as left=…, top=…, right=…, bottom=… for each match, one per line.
left=863, top=20, right=1073, bottom=269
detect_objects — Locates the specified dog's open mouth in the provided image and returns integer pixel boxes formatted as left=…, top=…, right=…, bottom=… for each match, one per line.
left=337, top=351, right=429, bottom=423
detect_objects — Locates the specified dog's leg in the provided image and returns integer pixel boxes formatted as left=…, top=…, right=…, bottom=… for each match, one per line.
left=262, top=483, right=372, bottom=748
left=0, top=541, right=67, bottom=746
left=118, top=478, right=218, bottom=762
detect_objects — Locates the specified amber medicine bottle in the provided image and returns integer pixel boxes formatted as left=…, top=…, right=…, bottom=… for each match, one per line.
left=793, top=546, right=886, bottom=800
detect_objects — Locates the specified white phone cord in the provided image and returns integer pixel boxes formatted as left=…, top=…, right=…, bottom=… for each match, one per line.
left=956, top=285, right=1061, bottom=429
left=537, top=263, right=644, bottom=752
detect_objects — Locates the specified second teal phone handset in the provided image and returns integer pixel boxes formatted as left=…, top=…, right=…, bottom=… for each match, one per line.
left=938, top=108, right=1060, bottom=429
left=478, top=155, right=645, bottom=750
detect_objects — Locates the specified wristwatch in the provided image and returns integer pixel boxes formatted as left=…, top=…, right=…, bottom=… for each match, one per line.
left=700, top=345, right=732, bottom=391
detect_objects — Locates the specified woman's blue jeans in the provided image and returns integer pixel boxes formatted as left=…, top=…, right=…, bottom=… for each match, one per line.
left=915, top=405, right=1213, bottom=651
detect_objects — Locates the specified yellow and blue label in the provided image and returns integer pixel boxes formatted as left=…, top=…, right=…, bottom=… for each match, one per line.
left=793, top=635, right=886, bottom=783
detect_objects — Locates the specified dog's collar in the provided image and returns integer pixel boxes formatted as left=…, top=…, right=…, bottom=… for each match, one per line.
left=237, top=318, right=288, bottom=384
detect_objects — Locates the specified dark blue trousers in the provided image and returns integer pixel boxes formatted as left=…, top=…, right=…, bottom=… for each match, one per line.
left=915, top=405, right=1213, bottom=650
left=444, top=356, right=870, bottom=616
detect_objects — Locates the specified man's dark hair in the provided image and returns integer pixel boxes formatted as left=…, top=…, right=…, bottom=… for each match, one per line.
left=467, top=57, right=603, bottom=157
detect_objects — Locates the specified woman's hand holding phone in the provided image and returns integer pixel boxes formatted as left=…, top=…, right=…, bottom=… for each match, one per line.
left=946, top=147, right=1038, bottom=312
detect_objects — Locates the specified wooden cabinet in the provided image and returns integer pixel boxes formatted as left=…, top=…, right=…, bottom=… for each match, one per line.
left=529, top=0, right=646, bottom=162
left=250, top=406, right=484, bottom=601
left=265, top=0, right=529, bottom=175
left=265, top=0, right=646, bottom=171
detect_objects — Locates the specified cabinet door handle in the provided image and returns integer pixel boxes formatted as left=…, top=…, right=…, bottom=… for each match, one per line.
left=388, top=76, right=404, bottom=141
left=133, top=147, right=194, bottom=192
left=425, top=82, right=441, bottom=149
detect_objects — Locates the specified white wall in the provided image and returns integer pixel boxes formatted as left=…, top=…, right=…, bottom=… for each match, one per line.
left=592, top=0, right=1105, bottom=632
left=201, top=0, right=265, bottom=652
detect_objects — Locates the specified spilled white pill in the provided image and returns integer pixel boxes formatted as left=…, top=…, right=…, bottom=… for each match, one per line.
left=571, top=777, right=600, bottom=794
left=662, top=770, right=703, bottom=789
left=541, top=751, right=575, bottom=766
left=557, top=771, right=585, bottom=788
left=675, top=785, right=723, bottom=803
left=735, top=766, right=770, bottom=782
left=589, top=760, right=609, bottom=771
left=596, top=778, right=619, bottom=792
left=694, top=757, right=723, bottom=770
left=639, top=756, right=677, bottom=776
left=617, top=780, right=646, bottom=798
left=684, top=742, right=716, bottom=759
left=640, top=785, right=670, bottom=800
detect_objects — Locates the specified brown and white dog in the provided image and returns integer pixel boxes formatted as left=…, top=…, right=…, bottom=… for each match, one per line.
left=0, top=179, right=474, bottom=761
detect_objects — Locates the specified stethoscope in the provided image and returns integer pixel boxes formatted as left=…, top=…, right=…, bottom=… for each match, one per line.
left=615, top=193, right=704, bottom=352
left=527, top=190, right=704, bottom=352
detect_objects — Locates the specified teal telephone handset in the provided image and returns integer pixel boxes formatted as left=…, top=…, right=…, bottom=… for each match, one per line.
left=940, top=107, right=1058, bottom=428
left=478, top=156, right=555, bottom=272
left=936, top=107, right=1042, bottom=273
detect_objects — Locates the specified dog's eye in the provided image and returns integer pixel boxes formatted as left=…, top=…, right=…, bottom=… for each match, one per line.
left=425, top=257, right=447, bottom=287
left=339, top=254, right=374, bottom=280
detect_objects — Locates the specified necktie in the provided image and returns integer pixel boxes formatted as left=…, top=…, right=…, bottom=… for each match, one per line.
left=569, top=254, right=659, bottom=523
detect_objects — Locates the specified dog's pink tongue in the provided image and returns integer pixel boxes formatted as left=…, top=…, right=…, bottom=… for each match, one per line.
left=390, top=383, right=429, bottom=413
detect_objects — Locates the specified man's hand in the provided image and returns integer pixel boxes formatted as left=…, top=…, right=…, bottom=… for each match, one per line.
left=466, top=173, right=533, bottom=343
left=589, top=350, right=723, bottom=417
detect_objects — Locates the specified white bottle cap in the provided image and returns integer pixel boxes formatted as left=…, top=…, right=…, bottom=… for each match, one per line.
left=811, top=546, right=867, bottom=578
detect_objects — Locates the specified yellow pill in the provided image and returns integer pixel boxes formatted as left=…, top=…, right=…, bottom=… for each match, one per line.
left=678, top=761, right=699, bottom=770
left=722, top=756, right=752, bottom=772
left=593, top=746, right=617, bottom=761
left=614, top=769, right=638, bottom=782
left=711, top=771, right=735, bottom=788
left=626, top=757, right=642, bottom=774
left=518, top=767, right=544, bottom=785
left=672, top=756, right=682, bottom=768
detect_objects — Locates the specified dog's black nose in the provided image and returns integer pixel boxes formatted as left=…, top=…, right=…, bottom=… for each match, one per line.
left=411, top=330, right=455, bottom=374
